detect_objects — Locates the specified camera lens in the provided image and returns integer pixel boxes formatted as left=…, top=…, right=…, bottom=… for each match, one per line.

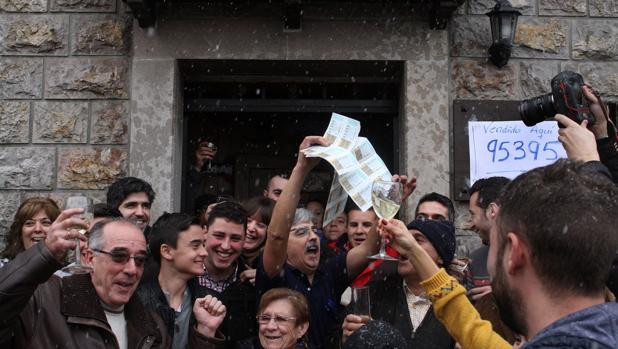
left=518, top=93, right=556, bottom=127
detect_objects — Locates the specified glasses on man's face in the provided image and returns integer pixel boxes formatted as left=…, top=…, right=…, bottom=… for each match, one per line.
left=91, top=248, right=148, bottom=267
left=290, top=226, right=316, bottom=238
left=415, top=213, right=447, bottom=222
left=256, top=314, right=297, bottom=326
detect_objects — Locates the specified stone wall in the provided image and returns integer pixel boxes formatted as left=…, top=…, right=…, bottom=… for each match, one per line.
left=449, top=0, right=618, bottom=256
left=3, top=0, right=614, bottom=254
left=451, top=0, right=618, bottom=102
left=0, top=0, right=131, bottom=248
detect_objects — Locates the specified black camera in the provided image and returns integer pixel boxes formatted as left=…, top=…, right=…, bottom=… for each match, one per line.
left=519, top=71, right=595, bottom=127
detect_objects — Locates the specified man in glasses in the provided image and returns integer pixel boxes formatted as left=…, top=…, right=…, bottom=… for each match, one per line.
left=414, top=192, right=454, bottom=223
left=137, top=213, right=207, bottom=349
left=0, top=212, right=220, bottom=348
left=257, top=136, right=382, bottom=349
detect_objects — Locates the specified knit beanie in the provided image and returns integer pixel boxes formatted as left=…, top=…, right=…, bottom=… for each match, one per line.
left=406, top=219, right=456, bottom=266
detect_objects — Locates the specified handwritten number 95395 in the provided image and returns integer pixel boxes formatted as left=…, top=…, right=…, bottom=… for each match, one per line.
left=487, top=140, right=560, bottom=162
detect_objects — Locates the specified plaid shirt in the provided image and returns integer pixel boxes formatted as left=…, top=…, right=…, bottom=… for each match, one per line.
left=198, top=263, right=238, bottom=293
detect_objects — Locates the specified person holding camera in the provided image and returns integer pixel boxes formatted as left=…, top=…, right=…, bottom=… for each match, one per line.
left=552, top=84, right=618, bottom=301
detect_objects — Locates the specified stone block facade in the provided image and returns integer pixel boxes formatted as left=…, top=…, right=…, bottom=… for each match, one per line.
left=1, top=0, right=618, bottom=255
left=0, top=0, right=129, bottom=249
left=450, top=0, right=618, bottom=103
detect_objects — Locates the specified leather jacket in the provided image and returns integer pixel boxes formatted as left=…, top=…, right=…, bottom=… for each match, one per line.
left=0, top=242, right=212, bottom=349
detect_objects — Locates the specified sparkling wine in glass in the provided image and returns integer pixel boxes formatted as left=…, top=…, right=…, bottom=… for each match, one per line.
left=61, top=195, right=93, bottom=274
left=368, top=180, right=402, bottom=261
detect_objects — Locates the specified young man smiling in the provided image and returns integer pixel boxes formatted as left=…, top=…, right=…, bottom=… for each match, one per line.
left=137, top=213, right=207, bottom=349
left=199, top=201, right=258, bottom=347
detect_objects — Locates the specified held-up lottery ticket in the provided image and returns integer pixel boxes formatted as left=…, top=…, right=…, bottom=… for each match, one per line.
left=302, top=113, right=392, bottom=225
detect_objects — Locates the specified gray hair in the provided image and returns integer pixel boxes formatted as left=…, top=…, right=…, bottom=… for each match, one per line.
left=292, top=208, right=315, bottom=226
left=88, top=217, right=138, bottom=250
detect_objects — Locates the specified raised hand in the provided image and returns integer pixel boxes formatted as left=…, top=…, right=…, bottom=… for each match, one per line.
left=194, top=295, right=227, bottom=338
left=195, top=142, right=217, bottom=169
left=342, top=314, right=370, bottom=344
left=297, top=136, right=330, bottom=172
left=379, top=219, right=418, bottom=256
left=44, top=208, right=89, bottom=263
left=555, top=114, right=599, bottom=162
left=240, top=266, right=257, bottom=285
left=582, top=85, right=609, bottom=139
left=468, top=285, right=492, bottom=302
left=392, top=174, right=417, bottom=202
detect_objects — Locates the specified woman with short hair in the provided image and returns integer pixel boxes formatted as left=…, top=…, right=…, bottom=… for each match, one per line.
left=197, top=287, right=311, bottom=349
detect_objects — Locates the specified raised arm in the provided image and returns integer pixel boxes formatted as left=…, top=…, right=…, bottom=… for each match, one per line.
left=262, top=136, right=329, bottom=278
left=345, top=216, right=380, bottom=279
left=0, top=209, right=87, bottom=338
left=382, top=219, right=511, bottom=349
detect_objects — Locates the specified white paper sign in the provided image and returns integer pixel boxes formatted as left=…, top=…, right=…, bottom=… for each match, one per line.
left=468, top=121, right=567, bottom=185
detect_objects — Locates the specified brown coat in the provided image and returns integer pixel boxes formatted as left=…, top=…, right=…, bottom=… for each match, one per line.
left=474, top=293, right=517, bottom=345
left=0, top=243, right=215, bottom=349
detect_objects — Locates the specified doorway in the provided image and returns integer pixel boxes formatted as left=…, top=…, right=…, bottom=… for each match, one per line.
left=180, top=60, right=402, bottom=213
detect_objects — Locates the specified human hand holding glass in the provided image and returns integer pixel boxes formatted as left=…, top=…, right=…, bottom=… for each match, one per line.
left=351, top=286, right=371, bottom=318
left=61, top=195, right=93, bottom=274
left=368, top=180, right=402, bottom=261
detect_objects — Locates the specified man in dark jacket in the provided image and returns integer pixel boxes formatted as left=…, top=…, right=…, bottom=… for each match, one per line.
left=137, top=212, right=208, bottom=349
left=199, top=201, right=258, bottom=347
left=489, top=160, right=618, bottom=349
left=0, top=211, right=217, bottom=348
left=343, top=219, right=457, bottom=349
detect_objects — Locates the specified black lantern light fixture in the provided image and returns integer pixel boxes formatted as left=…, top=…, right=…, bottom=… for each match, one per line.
left=486, top=0, right=521, bottom=68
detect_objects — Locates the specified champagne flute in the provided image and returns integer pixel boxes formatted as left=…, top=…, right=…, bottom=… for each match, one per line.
left=61, top=195, right=93, bottom=274
left=368, top=180, right=402, bottom=261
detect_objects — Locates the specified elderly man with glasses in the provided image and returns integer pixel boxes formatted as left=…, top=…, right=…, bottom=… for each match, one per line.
left=0, top=211, right=222, bottom=349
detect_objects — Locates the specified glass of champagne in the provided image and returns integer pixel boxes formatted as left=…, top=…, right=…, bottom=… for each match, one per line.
left=368, top=180, right=402, bottom=261
left=61, top=195, right=93, bottom=274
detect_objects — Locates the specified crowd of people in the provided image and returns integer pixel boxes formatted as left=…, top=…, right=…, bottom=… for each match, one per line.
left=0, top=85, right=617, bottom=349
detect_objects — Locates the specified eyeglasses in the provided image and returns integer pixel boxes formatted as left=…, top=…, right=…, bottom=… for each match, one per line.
left=415, top=213, right=447, bottom=222
left=256, top=314, right=297, bottom=326
left=91, top=248, right=147, bottom=267
left=290, top=226, right=316, bottom=237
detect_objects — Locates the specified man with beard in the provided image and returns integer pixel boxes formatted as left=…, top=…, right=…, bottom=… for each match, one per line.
left=256, top=136, right=381, bottom=349
left=137, top=213, right=207, bottom=349
left=106, top=177, right=156, bottom=238
left=382, top=159, right=618, bottom=349
left=467, top=176, right=510, bottom=301
left=199, top=201, right=258, bottom=347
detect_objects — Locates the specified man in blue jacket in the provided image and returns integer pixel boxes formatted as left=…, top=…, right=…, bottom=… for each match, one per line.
left=489, top=159, right=618, bottom=349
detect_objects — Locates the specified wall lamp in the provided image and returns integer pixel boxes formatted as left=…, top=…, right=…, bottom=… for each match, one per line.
left=486, top=0, right=521, bottom=68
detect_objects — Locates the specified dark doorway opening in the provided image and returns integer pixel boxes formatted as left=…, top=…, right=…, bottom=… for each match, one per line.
left=180, top=60, right=402, bottom=214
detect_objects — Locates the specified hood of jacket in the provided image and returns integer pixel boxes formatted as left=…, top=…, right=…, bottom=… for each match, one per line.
left=524, top=302, right=618, bottom=349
